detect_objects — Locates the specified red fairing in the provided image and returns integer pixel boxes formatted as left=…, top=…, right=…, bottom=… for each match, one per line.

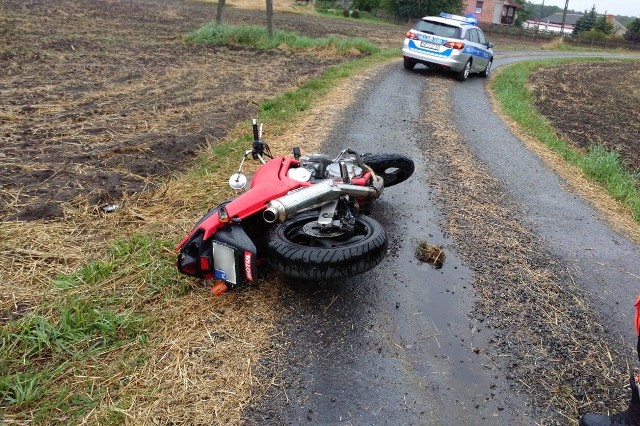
left=176, top=157, right=308, bottom=250
left=349, top=171, right=372, bottom=187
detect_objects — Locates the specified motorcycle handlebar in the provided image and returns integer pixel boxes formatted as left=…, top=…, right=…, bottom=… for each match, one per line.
left=252, top=119, right=260, bottom=141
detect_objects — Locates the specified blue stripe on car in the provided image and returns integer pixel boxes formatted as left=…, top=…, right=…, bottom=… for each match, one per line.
left=463, top=46, right=491, bottom=59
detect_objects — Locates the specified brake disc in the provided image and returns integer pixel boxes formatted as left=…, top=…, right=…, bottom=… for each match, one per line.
left=302, top=221, right=346, bottom=238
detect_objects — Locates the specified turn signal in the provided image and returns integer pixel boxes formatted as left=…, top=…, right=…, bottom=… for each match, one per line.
left=218, top=206, right=230, bottom=223
left=405, top=31, right=418, bottom=40
left=444, top=41, right=465, bottom=49
left=211, top=280, right=228, bottom=296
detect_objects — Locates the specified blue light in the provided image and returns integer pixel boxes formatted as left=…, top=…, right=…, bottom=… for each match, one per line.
left=439, top=11, right=478, bottom=24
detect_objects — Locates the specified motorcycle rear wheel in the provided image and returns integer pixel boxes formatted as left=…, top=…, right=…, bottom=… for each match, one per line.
left=361, top=153, right=415, bottom=188
left=268, top=211, right=387, bottom=281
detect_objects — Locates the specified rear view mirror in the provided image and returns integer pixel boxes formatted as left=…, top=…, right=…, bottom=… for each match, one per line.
left=229, top=172, right=247, bottom=190
left=486, top=41, right=495, bottom=48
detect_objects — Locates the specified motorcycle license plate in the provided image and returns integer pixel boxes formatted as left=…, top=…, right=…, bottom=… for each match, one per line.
left=420, top=41, right=439, bottom=50
left=212, top=241, right=237, bottom=284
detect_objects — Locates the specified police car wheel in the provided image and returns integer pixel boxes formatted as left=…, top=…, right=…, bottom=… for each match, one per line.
left=403, top=58, right=416, bottom=70
left=456, top=60, right=471, bottom=81
left=480, top=59, right=493, bottom=78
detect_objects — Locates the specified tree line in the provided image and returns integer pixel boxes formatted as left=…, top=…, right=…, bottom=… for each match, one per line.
left=346, top=0, right=463, bottom=20
left=517, top=1, right=639, bottom=40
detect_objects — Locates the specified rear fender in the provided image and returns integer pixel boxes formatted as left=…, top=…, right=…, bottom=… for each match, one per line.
left=177, top=224, right=257, bottom=287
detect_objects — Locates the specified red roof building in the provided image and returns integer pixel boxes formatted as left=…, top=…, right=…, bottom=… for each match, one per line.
left=462, top=0, right=521, bottom=26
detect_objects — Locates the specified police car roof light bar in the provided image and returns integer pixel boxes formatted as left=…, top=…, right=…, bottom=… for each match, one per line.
left=439, top=12, right=478, bottom=25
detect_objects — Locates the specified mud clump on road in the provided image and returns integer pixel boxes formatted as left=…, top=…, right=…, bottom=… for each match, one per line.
left=415, top=240, right=446, bottom=268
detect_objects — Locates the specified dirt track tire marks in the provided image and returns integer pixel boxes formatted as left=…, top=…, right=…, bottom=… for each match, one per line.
left=247, top=57, right=640, bottom=425
left=423, top=78, right=630, bottom=422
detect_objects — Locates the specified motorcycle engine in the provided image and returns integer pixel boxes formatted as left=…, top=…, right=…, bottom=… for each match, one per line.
left=288, top=154, right=363, bottom=182
left=326, top=161, right=363, bottom=180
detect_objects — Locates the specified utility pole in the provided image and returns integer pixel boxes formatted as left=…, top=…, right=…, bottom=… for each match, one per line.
left=216, top=0, right=226, bottom=24
left=537, top=0, right=545, bottom=33
left=560, top=0, right=569, bottom=35
left=266, top=0, right=274, bottom=37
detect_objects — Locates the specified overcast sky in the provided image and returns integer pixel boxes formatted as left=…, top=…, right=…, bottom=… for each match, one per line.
left=532, top=0, right=640, bottom=17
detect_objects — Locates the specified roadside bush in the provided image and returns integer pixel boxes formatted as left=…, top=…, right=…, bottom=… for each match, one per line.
left=352, top=9, right=361, bottom=18
left=187, top=23, right=380, bottom=55
left=577, top=29, right=610, bottom=41
left=314, top=0, right=335, bottom=11
left=343, top=8, right=350, bottom=17
left=624, top=18, right=640, bottom=42
left=352, top=0, right=381, bottom=12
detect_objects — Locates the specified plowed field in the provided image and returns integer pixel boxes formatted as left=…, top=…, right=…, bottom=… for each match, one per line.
left=529, top=61, right=640, bottom=172
left=0, top=0, right=399, bottom=221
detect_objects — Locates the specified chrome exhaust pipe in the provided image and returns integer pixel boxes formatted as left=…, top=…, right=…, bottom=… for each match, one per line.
left=263, top=179, right=382, bottom=223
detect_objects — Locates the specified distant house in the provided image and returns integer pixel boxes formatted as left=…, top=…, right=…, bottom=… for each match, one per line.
left=523, top=13, right=581, bottom=34
left=523, top=13, right=627, bottom=36
left=607, top=15, right=628, bottom=37
left=461, top=0, right=521, bottom=26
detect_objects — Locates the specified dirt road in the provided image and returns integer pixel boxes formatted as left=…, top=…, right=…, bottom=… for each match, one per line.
left=246, top=57, right=640, bottom=425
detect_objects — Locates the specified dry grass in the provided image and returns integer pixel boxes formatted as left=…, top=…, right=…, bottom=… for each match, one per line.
left=540, top=38, right=566, bottom=50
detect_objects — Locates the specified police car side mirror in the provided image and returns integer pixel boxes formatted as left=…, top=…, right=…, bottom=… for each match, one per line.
left=486, top=41, right=495, bottom=48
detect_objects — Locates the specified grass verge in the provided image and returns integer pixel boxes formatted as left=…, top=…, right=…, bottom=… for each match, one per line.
left=491, top=59, right=640, bottom=222
left=186, top=22, right=380, bottom=55
left=1, top=47, right=395, bottom=423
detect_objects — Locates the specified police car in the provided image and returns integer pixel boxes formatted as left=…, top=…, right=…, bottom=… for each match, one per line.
left=402, top=12, right=494, bottom=81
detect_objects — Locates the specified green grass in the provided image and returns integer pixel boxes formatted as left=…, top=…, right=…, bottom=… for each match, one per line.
left=0, top=234, right=186, bottom=422
left=186, top=22, right=380, bottom=55
left=492, top=59, right=640, bottom=221
left=314, top=7, right=398, bottom=25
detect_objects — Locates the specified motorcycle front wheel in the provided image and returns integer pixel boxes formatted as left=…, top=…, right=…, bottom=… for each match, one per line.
left=267, top=211, right=387, bottom=281
left=361, top=153, right=415, bottom=188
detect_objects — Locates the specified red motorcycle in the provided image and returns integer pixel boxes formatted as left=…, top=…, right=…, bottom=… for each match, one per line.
left=176, top=120, right=414, bottom=295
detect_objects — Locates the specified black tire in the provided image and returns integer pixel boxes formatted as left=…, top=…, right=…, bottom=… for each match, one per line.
left=403, top=58, right=415, bottom=70
left=480, top=58, right=492, bottom=78
left=456, top=59, right=471, bottom=81
left=361, top=153, right=415, bottom=188
left=267, top=212, right=387, bottom=281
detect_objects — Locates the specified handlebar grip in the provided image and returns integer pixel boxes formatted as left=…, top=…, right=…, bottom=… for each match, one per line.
left=252, top=119, right=259, bottom=141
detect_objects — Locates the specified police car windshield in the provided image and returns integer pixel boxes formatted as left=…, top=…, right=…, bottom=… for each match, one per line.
left=415, top=20, right=461, bottom=39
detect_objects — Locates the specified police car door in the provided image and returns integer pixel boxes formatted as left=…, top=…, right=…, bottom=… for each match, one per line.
left=465, top=29, right=488, bottom=72
left=474, top=29, right=492, bottom=71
